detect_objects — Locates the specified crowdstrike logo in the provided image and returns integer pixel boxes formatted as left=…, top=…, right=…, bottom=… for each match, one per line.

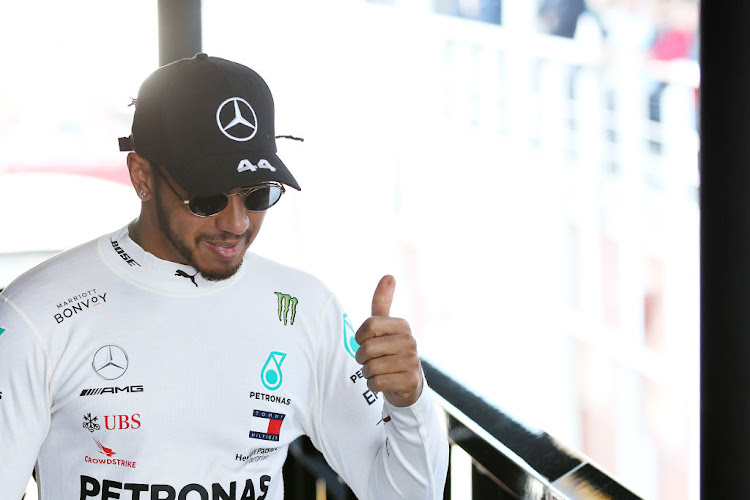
left=83, top=440, right=138, bottom=469
left=275, top=292, right=298, bottom=326
left=95, top=438, right=116, bottom=457
left=92, top=345, right=129, bottom=380
left=216, top=97, right=258, bottom=141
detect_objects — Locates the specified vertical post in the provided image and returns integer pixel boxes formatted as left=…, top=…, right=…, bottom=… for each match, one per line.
left=157, top=0, right=202, bottom=66
left=700, top=1, right=750, bottom=496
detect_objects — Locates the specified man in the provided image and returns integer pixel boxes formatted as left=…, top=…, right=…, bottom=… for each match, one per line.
left=0, top=54, right=448, bottom=499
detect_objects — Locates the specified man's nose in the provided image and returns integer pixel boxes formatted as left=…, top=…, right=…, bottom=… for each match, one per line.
left=215, top=195, right=250, bottom=235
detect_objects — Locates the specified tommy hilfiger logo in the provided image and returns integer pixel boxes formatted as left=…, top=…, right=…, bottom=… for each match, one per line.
left=249, top=410, right=285, bottom=441
left=175, top=269, right=198, bottom=287
left=275, top=292, right=298, bottom=326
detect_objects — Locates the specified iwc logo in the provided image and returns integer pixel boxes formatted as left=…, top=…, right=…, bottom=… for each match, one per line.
left=92, top=345, right=129, bottom=380
left=216, top=97, right=258, bottom=141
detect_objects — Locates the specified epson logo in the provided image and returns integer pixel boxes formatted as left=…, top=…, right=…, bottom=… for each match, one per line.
left=79, top=385, right=144, bottom=397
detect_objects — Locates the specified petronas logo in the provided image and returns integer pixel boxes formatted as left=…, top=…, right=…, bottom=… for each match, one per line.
left=261, top=351, right=287, bottom=391
left=275, top=292, right=298, bottom=326
left=343, top=314, right=359, bottom=359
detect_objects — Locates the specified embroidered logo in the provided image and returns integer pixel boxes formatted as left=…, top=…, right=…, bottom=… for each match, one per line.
left=175, top=269, right=198, bottom=287
left=261, top=352, right=286, bottom=391
left=274, top=292, right=298, bottom=326
left=216, top=97, right=258, bottom=141
left=249, top=410, right=286, bottom=441
left=95, top=438, right=116, bottom=457
left=237, top=158, right=276, bottom=173
left=83, top=413, right=101, bottom=433
left=92, top=345, right=129, bottom=380
left=343, top=313, right=359, bottom=359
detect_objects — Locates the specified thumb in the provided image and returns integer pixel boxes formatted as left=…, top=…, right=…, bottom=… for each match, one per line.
left=371, top=275, right=396, bottom=317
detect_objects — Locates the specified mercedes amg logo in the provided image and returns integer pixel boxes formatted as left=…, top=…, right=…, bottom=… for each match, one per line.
left=216, top=97, right=258, bottom=142
left=92, top=345, right=129, bottom=380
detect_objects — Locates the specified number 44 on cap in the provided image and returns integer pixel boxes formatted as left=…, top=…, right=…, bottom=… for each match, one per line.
left=237, top=159, right=276, bottom=173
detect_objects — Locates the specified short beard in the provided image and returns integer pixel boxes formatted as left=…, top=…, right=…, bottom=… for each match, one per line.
left=154, top=194, right=246, bottom=281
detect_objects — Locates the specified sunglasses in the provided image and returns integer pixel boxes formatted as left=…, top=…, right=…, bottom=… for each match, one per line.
left=154, top=166, right=285, bottom=217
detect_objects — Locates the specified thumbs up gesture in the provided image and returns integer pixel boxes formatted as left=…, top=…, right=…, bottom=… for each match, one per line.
left=355, top=275, right=424, bottom=408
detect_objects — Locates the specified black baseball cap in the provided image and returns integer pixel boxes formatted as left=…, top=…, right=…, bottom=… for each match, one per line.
left=119, top=53, right=301, bottom=196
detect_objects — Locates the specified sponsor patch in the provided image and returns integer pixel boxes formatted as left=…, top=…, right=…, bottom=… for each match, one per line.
left=275, top=292, right=298, bottom=326
left=249, top=410, right=285, bottom=441
left=343, top=313, right=359, bottom=359
left=261, top=351, right=286, bottom=391
left=54, top=289, right=107, bottom=324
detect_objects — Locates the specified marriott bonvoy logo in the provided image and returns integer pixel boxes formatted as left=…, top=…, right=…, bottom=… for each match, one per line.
left=54, top=289, right=107, bottom=324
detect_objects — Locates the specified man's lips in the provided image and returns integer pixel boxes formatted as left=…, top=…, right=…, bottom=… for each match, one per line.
left=202, top=240, right=244, bottom=259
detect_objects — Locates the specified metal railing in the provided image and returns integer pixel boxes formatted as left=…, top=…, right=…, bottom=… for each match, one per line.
left=283, top=359, right=642, bottom=499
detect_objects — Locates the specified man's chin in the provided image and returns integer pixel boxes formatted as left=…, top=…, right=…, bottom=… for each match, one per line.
left=197, top=259, right=244, bottom=282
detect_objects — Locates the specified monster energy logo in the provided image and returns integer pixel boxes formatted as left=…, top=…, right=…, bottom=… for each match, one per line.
left=275, top=292, right=298, bottom=326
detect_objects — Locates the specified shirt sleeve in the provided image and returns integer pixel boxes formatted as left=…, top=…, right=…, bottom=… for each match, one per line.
left=306, top=294, right=449, bottom=499
left=0, top=297, right=51, bottom=499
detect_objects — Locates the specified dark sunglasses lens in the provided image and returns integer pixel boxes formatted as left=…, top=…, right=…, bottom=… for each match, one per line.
left=244, top=186, right=283, bottom=211
left=189, top=195, right=229, bottom=217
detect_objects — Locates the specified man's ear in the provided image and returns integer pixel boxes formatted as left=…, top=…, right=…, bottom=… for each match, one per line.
left=127, top=152, right=154, bottom=201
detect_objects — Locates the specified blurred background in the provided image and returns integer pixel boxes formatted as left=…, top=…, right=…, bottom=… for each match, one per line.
left=0, top=0, right=699, bottom=498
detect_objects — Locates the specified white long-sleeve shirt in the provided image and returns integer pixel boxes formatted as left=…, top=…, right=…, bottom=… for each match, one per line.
left=0, top=225, right=448, bottom=499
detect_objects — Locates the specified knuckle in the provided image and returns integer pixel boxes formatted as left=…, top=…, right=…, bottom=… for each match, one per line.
left=405, top=335, right=418, bottom=351
left=354, top=345, right=368, bottom=364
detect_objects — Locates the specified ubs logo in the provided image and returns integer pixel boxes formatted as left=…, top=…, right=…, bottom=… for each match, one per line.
left=83, top=413, right=141, bottom=432
left=92, top=345, right=129, bottom=380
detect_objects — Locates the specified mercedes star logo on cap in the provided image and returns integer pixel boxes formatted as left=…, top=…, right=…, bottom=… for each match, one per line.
left=216, top=97, right=258, bottom=141
left=92, top=345, right=129, bottom=380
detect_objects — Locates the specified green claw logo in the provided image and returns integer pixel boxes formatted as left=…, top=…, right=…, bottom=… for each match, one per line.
left=0, top=328, right=5, bottom=337
left=275, top=292, right=298, bottom=326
